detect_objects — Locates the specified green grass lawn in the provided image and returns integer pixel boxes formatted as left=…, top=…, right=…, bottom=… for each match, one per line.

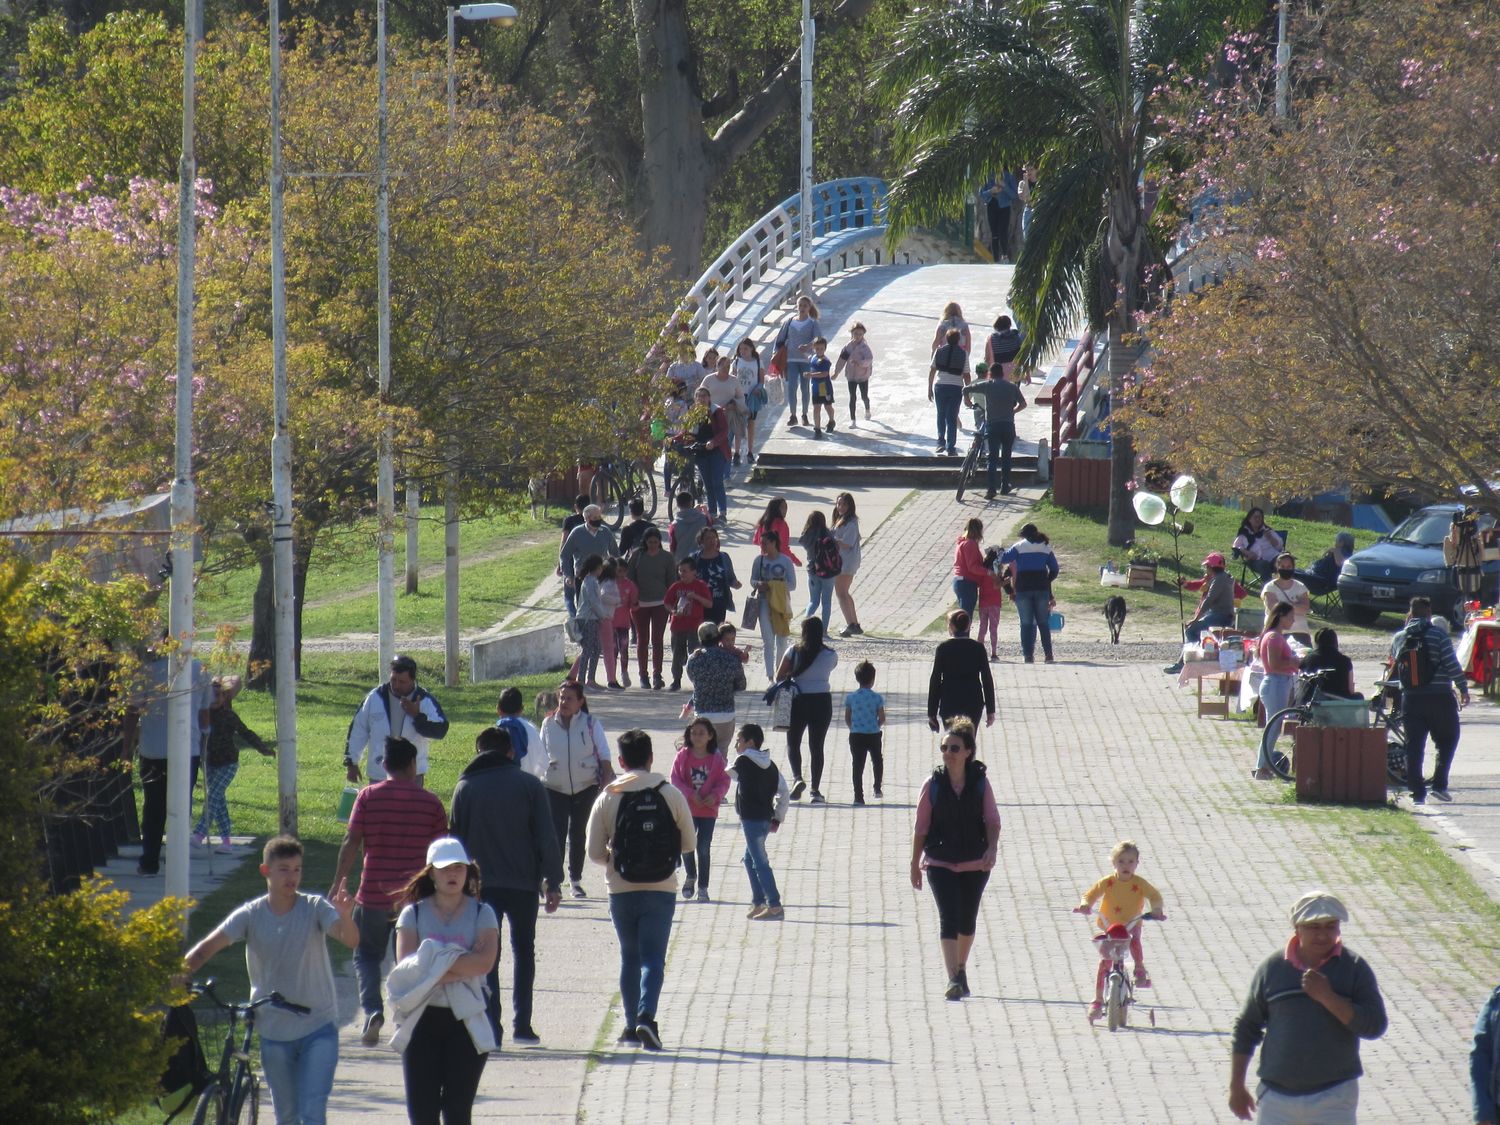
left=1035, top=496, right=1387, bottom=635
left=195, top=505, right=560, bottom=639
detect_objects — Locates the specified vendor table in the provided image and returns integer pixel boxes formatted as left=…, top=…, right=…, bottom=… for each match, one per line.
left=1456, top=618, right=1500, bottom=695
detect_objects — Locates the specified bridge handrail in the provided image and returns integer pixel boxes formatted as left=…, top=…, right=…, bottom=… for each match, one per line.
left=665, top=177, right=889, bottom=349
left=1050, top=332, right=1100, bottom=452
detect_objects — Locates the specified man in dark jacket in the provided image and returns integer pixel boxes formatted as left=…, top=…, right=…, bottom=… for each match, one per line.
left=1229, top=891, right=1387, bottom=1122
left=449, top=727, right=563, bottom=1046
left=927, top=610, right=996, bottom=731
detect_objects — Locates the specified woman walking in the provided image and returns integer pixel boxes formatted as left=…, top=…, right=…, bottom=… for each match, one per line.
left=684, top=386, right=731, bottom=523
left=927, top=328, right=969, bottom=456
left=628, top=528, right=676, bottom=690
left=752, top=496, right=802, bottom=565
left=690, top=525, right=741, bottom=625
left=391, top=837, right=499, bottom=1124
left=1252, top=603, right=1300, bottom=780
left=193, top=675, right=274, bottom=851
left=798, top=509, right=840, bottom=629
left=750, top=532, right=798, bottom=682
left=1001, top=523, right=1060, bottom=664
left=732, top=337, right=764, bottom=464
left=776, top=617, right=839, bottom=804
left=778, top=295, right=822, bottom=426
left=927, top=610, right=996, bottom=732
left=831, top=492, right=863, bottom=636
left=910, top=718, right=1000, bottom=1001
left=952, top=518, right=988, bottom=615
left=540, top=682, right=611, bottom=897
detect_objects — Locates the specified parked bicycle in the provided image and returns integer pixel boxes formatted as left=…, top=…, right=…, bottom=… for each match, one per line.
left=189, top=979, right=309, bottom=1124
left=588, top=456, right=659, bottom=530
left=1085, top=912, right=1162, bottom=1031
left=1258, top=672, right=1407, bottom=783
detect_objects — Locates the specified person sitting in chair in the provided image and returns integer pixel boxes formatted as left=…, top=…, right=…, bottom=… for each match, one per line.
left=1232, top=508, right=1285, bottom=582
left=1298, top=532, right=1355, bottom=597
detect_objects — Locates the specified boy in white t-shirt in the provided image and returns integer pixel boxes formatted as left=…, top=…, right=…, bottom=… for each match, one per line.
left=184, top=836, right=358, bottom=1124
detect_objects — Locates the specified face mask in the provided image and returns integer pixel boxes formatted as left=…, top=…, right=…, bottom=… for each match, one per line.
left=1277, top=568, right=1294, bottom=579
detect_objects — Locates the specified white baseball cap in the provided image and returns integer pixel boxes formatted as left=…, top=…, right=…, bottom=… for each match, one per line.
left=426, top=837, right=471, bottom=869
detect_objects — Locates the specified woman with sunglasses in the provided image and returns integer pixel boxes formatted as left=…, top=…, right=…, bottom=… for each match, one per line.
left=909, top=719, right=1000, bottom=1001
left=540, top=681, right=611, bottom=897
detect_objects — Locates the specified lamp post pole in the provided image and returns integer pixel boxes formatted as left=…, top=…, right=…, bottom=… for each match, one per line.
left=798, top=0, right=814, bottom=293
left=167, top=0, right=200, bottom=907
left=269, top=0, right=298, bottom=834
left=1275, top=0, right=1291, bottom=118
left=376, top=0, right=396, bottom=674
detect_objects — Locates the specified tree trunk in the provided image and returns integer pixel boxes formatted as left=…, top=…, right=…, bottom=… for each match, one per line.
left=1105, top=316, right=1137, bottom=547
left=405, top=480, right=420, bottom=594
left=444, top=479, right=460, bottom=688
left=633, top=0, right=713, bottom=277
left=247, top=548, right=275, bottom=689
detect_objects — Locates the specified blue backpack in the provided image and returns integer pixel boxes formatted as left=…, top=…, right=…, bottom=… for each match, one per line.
left=495, top=715, right=530, bottom=761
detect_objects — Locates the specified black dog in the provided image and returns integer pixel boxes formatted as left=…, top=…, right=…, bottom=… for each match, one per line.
left=1104, top=595, right=1127, bottom=644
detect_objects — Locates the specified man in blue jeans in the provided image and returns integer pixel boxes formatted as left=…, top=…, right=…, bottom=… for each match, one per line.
left=185, top=836, right=358, bottom=1124
left=586, top=729, right=696, bottom=1051
left=1390, top=596, right=1470, bottom=804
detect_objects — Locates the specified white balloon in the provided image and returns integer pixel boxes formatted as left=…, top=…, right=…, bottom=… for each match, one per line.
left=1132, top=490, right=1168, bottom=526
left=1169, top=474, right=1199, bottom=513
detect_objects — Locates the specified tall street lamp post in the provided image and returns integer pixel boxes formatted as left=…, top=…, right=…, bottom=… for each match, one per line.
left=447, top=4, right=518, bottom=128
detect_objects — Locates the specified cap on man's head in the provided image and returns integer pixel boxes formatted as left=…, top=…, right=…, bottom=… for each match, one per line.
left=426, top=837, right=472, bottom=869
left=1289, top=890, right=1349, bottom=925
left=1202, top=551, right=1226, bottom=568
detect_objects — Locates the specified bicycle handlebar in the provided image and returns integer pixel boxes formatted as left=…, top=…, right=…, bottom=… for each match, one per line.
left=193, top=979, right=311, bottom=1016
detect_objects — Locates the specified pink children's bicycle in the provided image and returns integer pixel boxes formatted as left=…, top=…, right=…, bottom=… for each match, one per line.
left=1085, top=913, right=1162, bottom=1031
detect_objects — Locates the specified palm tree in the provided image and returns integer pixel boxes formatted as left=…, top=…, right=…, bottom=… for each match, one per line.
left=880, top=0, right=1261, bottom=545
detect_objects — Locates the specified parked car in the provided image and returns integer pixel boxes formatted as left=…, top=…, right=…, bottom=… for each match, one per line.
left=1337, top=504, right=1498, bottom=625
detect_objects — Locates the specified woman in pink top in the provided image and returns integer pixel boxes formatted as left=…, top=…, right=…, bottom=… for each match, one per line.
left=752, top=496, right=802, bottom=565
left=952, top=517, right=989, bottom=616
left=1253, top=602, right=1300, bottom=779
left=909, top=718, right=1000, bottom=1001
left=669, top=719, right=732, bottom=902
left=609, top=559, right=639, bottom=688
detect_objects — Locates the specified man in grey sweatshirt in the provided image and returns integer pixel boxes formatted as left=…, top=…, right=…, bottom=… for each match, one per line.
left=1228, top=891, right=1387, bottom=1122
left=559, top=505, right=618, bottom=616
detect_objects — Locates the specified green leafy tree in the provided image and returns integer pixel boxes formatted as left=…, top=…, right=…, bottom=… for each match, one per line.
left=879, top=0, right=1260, bottom=545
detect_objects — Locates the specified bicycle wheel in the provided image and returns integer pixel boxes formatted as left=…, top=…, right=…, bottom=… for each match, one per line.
left=587, top=468, right=621, bottom=528
left=623, top=462, right=659, bottom=524
left=1384, top=714, right=1409, bottom=786
left=1105, top=972, right=1126, bottom=1031
left=190, top=1082, right=225, bottom=1125
left=228, top=1076, right=259, bottom=1125
left=1259, top=706, right=1308, bottom=781
left=955, top=437, right=981, bottom=501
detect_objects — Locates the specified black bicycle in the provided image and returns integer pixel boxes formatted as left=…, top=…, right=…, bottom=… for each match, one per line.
left=1258, top=672, right=1407, bottom=783
left=189, top=979, right=309, bottom=1125
left=588, top=456, right=659, bottom=529
left=956, top=415, right=990, bottom=502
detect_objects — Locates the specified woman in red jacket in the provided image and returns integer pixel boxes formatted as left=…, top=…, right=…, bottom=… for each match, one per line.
left=952, top=518, right=988, bottom=615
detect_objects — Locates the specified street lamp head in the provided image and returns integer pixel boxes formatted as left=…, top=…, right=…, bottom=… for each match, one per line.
left=456, top=2, right=518, bottom=24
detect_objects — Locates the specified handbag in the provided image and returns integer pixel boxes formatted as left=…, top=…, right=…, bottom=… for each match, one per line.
left=769, top=345, right=787, bottom=378
left=1048, top=610, right=1065, bottom=632
left=741, top=593, right=761, bottom=630
left=766, top=374, right=786, bottom=405
left=769, top=679, right=798, bottom=731
left=564, top=616, right=581, bottom=644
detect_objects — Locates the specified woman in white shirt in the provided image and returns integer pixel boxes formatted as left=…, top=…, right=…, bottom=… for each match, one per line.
left=731, top=337, right=764, bottom=464
left=831, top=492, right=863, bottom=636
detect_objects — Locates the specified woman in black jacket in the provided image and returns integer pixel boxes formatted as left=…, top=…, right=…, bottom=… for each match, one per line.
left=909, top=719, right=1001, bottom=1000
left=926, top=610, right=996, bottom=732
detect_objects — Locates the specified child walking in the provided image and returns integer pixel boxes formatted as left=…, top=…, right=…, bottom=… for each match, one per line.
left=598, top=558, right=624, bottom=690
left=570, top=553, right=609, bottom=688
left=1072, top=839, right=1167, bottom=1022
left=843, top=661, right=886, bottom=805
left=833, top=323, right=874, bottom=425
left=670, top=718, right=732, bottom=902
left=194, top=675, right=275, bottom=851
left=731, top=723, right=789, bottom=919
left=978, top=547, right=1004, bottom=661
left=609, top=556, right=638, bottom=688
left=665, top=557, right=713, bottom=691
left=808, top=337, right=837, bottom=437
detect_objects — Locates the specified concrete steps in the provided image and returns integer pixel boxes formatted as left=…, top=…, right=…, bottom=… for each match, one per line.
left=752, top=448, right=1040, bottom=487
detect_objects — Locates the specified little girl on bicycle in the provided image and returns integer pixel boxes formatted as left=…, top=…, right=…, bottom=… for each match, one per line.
left=1073, top=839, right=1167, bottom=1021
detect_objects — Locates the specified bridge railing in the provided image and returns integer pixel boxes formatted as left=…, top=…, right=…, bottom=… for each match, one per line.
left=1049, top=332, right=1100, bottom=453
left=671, top=177, right=889, bottom=349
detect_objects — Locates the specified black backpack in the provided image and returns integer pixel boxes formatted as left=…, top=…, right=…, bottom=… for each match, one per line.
left=1394, top=622, right=1435, bottom=690
left=811, top=533, right=843, bottom=579
left=157, top=1003, right=211, bottom=1119
left=611, top=782, right=681, bottom=883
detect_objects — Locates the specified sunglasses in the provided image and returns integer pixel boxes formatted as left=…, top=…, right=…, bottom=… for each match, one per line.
left=941, top=741, right=966, bottom=752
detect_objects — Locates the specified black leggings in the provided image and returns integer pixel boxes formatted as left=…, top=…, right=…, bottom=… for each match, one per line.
left=850, top=732, right=883, bottom=796
left=847, top=381, right=870, bottom=416
left=402, top=1005, right=489, bottom=1124
left=787, top=692, right=833, bottom=791
left=926, top=866, right=990, bottom=940
left=548, top=785, right=599, bottom=883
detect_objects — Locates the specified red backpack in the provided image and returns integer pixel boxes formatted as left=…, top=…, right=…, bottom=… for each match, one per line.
left=811, top=533, right=843, bottom=579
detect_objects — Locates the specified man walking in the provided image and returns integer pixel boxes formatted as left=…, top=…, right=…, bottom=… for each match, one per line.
left=585, top=729, right=695, bottom=1051
left=345, top=654, right=449, bottom=786
left=1229, top=891, right=1388, bottom=1122
left=963, top=359, right=1027, bottom=498
left=559, top=504, right=618, bottom=619
left=1390, top=596, right=1471, bottom=804
left=128, top=645, right=213, bottom=875
left=449, top=726, right=563, bottom=1047
left=331, top=737, right=448, bottom=1046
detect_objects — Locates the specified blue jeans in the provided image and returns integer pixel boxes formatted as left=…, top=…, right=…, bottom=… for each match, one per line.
left=786, top=361, right=812, bottom=416
left=806, top=574, right=833, bottom=627
left=608, top=890, right=676, bottom=1023
left=985, top=425, right=1016, bottom=492
left=353, top=904, right=394, bottom=1017
left=933, top=384, right=962, bottom=450
left=260, top=1021, right=338, bottom=1125
left=682, top=816, right=717, bottom=889
left=1255, top=672, right=1295, bottom=769
left=698, top=453, right=728, bottom=521
left=563, top=579, right=577, bottom=620
left=953, top=577, right=978, bottom=615
left=1184, top=610, right=1234, bottom=643
left=741, top=819, right=781, bottom=907
left=1013, top=590, right=1053, bottom=660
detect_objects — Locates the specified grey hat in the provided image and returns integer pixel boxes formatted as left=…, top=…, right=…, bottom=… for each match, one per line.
left=1290, top=890, right=1349, bottom=925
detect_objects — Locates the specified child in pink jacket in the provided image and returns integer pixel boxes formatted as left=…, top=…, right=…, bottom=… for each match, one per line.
left=670, top=718, right=732, bottom=902
left=607, top=559, right=638, bottom=688
left=978, top=546, right=1005, bottom=660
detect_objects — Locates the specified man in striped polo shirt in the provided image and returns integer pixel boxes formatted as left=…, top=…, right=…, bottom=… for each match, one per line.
left=331, top=737, right=448, bottom=1045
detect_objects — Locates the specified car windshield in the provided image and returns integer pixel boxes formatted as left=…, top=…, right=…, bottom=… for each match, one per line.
left=1387, top=510, right=1466, bottom=547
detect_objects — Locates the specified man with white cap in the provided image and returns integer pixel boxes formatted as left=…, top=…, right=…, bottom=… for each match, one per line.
left=1229, top=891, right=1388, bottom=1122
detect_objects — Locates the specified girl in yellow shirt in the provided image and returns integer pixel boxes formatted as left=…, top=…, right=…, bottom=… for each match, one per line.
left=1073, top=840, right=1167, bottom=1020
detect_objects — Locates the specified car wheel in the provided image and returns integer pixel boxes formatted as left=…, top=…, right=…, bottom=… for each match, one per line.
left=1343, top=604, right=1383, bottom=626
